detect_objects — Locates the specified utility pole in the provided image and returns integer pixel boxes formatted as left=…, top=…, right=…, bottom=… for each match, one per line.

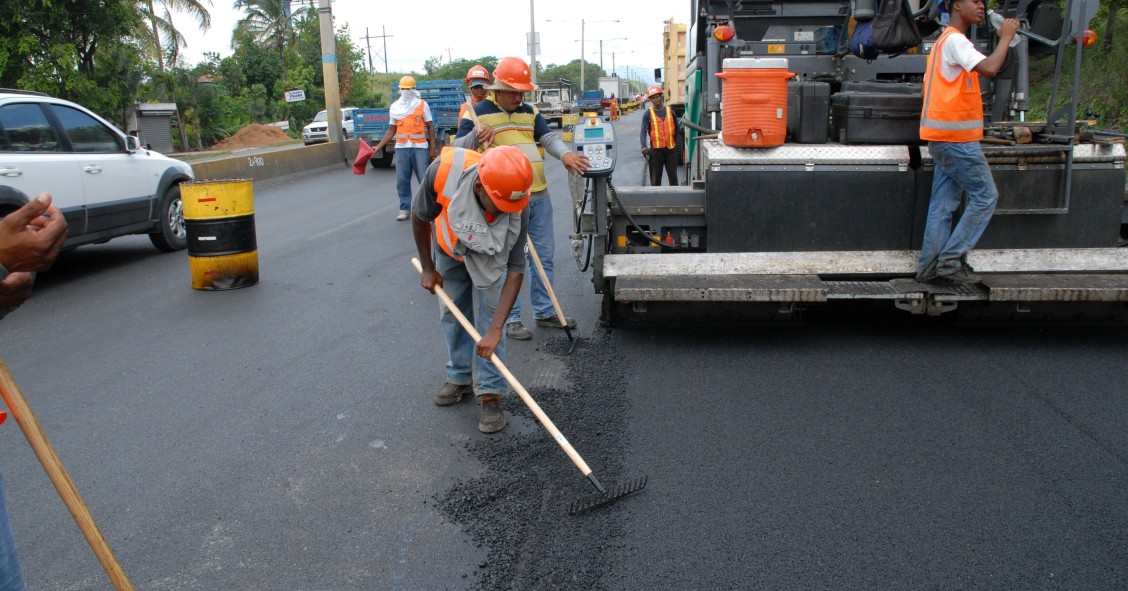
left=317, top=0, right=345, bottom=162
left=529, top=0, right=537, bottom=83
left=360, top=28, right=374, bottom=71
left=366, top=26, right=392, bottom=74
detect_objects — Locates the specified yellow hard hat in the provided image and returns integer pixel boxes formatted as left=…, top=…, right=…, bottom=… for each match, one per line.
left=399, top=75, right=416, bottom=89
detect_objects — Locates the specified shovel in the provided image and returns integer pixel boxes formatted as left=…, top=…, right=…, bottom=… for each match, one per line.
left=0, top=357, right=135, bottom=591
left=411, top=258, right=645, bottom=513
left=525, top=239, right=578, bottom=353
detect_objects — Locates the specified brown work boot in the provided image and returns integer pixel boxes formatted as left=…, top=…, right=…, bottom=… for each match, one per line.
left=435, top=382, right=472, bottom=406
left=478, top=394, right=507, bottom=434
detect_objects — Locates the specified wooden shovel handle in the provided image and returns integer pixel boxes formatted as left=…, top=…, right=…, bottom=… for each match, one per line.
left=0, top=357, right=134, bottom=591
left=525, top=240, right=570, bottom=328
left=411, top=258, right=592, bottom=476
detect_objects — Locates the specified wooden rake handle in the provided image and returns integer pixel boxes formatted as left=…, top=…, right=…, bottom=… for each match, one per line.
left=411, top=258, right=592, bottom=476
left=463, top=97, right=492, bottom=150
left=525, top=240, right=570, bottom=329
left=0, top=357, right=134, bottom=591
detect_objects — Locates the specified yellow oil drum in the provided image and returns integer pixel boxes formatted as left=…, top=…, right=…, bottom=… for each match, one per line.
left=562, top=114, right=580, bottom=143
left=182, top=179, right=259, bottom=290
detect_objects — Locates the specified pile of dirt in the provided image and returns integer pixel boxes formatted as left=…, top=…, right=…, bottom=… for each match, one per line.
left=210, top=123, right=292, bottom=150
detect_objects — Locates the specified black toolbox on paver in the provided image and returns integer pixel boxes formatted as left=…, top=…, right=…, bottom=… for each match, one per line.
left=787, top=80, right=831, bottom=143
left=831, top=91, right=923, bottom=144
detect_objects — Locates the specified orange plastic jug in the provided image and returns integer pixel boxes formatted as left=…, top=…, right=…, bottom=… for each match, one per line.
left=716, top=58, right=795, bottom=148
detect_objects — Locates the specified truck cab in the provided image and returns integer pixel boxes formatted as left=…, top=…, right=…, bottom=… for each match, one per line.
left=535, top=79, right=574, bottom=128
left=575, top=90, right=604, bottom=117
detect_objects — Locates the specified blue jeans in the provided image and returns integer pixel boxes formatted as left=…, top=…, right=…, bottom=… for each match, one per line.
left=395, top=147, right=429, bottom=212
left=435, top=249, right=509, bottom=395
left=0, top=469, right=26, bottom=591
left=506, top=191, right=556, bottom=323
left=917, top=141, right=999, bottom=276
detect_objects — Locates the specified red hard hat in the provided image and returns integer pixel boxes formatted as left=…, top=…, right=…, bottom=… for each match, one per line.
left=646, top=85, right=663, bottom=98
left=491, top=57, right=536, bottom=91
left=477, top=146, right=533, bottom=214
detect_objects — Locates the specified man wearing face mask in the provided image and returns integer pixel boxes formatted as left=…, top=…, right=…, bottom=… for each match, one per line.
left=370, top=76, right=439, bottom=221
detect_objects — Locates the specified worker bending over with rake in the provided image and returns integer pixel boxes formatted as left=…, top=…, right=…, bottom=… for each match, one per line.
left=411, top=146, right=534, bottom=434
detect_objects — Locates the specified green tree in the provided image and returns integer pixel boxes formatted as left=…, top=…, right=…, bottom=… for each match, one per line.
left=0, top=0, right=137, bottom=94
left=233, top=0, right=310, bottom=63
left=422, top=56, right=499, bottom=80
left=137, top=0, right=212, bottom=72
left=541, top=59, right=606, bottom=93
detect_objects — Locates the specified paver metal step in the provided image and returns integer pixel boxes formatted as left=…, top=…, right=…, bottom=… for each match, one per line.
left=613, top=274, right=827, bottom=302
left=611, top=274, right=1128, bottom=303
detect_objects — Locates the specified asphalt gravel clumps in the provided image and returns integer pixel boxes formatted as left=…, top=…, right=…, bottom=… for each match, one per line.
left=436, top=331, right=636, bottom=590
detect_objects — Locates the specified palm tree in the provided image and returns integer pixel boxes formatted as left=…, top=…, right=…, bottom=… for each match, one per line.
left=137, top=0, right=212, bottom=72
left=233, top=0, right=309, bottom=63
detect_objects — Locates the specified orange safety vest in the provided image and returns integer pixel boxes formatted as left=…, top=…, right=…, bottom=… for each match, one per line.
left=648, top=106, right=676, bottom=149
left=919, top=27, right=984, bottom=143
left=395, top=101, right=428, bottom=145
left=433, top=147, right=481, bottom=260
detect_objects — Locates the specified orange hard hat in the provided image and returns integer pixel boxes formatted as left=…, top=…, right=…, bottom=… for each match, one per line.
left=466, top=64, right=490, bottom=87
left=646, top=85, right=663, bottom=98
left=489, top=57, right=536, bottom=92
left=477, top=146, right=533, bottom=214
left=399, top=75, right=416, bottom=89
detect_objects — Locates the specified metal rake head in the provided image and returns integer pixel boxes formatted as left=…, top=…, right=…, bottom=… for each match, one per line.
left=568, top=475, right=648, bottom=515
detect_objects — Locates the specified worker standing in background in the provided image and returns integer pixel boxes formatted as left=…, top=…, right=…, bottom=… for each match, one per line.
left=454, top=56, right=591, bottom=341
left=411, top=146, right=534, bottom=434
left=370, top=76, right=439, bottom=221
left=640, top=85, right=680, bottom=186
left=459, top=64, right=491, bottom=120
left=915, top=0, right=1019, bottom=285
left=609, top=94, right=620, bottom=121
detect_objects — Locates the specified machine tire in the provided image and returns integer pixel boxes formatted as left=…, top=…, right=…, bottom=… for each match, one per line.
left=149, top=184, right=187, bottom=252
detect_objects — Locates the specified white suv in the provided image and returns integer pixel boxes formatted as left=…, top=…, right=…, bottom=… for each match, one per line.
left=302, top=107, right=358, bottom=145
left=0, top=89, right=195, bottom=251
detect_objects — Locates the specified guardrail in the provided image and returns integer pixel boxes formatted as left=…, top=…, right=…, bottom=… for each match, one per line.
left=190, top=140, right=362, bottom=184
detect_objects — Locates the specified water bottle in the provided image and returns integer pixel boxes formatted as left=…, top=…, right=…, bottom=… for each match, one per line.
left=987, top=10, right=1022, bottom=47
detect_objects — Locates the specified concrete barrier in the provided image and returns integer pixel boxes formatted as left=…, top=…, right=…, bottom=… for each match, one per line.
left=190, top=140, right=362, bottom=184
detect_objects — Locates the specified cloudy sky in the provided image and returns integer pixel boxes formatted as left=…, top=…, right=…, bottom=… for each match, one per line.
left=172, top=0, right=689, bottom=85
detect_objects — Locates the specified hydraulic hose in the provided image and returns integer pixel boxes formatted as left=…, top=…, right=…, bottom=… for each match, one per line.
left=680, top=116, right=717, bottom=135
left=606, top=178, right=688, bottom=250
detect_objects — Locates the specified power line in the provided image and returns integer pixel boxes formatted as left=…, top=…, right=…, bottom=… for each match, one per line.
left=359, top=27, right=392, bottom=73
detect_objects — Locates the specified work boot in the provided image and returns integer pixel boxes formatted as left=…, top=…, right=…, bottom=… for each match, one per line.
left=435, top=382, right=473, bottom=406
left=505, top=321, right=532, bottom=340
left=535, top=314, right=577, bottom=329
left=937, top=265, right=982, bottom=284
left=478, top=394, right=507, bottom=434
left=914, top=268, right=940, bottom=284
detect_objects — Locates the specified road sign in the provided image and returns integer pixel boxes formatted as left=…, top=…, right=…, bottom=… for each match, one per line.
left=284, top=89, right=306, bottom=102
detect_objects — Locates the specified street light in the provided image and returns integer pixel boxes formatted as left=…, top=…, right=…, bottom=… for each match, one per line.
left=612, top=50, right=635, bottom=77
left=596, top=38, right=627, bottom=73
left=546, top=18, right=619, bottom=91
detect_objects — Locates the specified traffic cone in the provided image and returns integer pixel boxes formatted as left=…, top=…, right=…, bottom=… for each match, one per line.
left=353, top=140, right=374, bottom=175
